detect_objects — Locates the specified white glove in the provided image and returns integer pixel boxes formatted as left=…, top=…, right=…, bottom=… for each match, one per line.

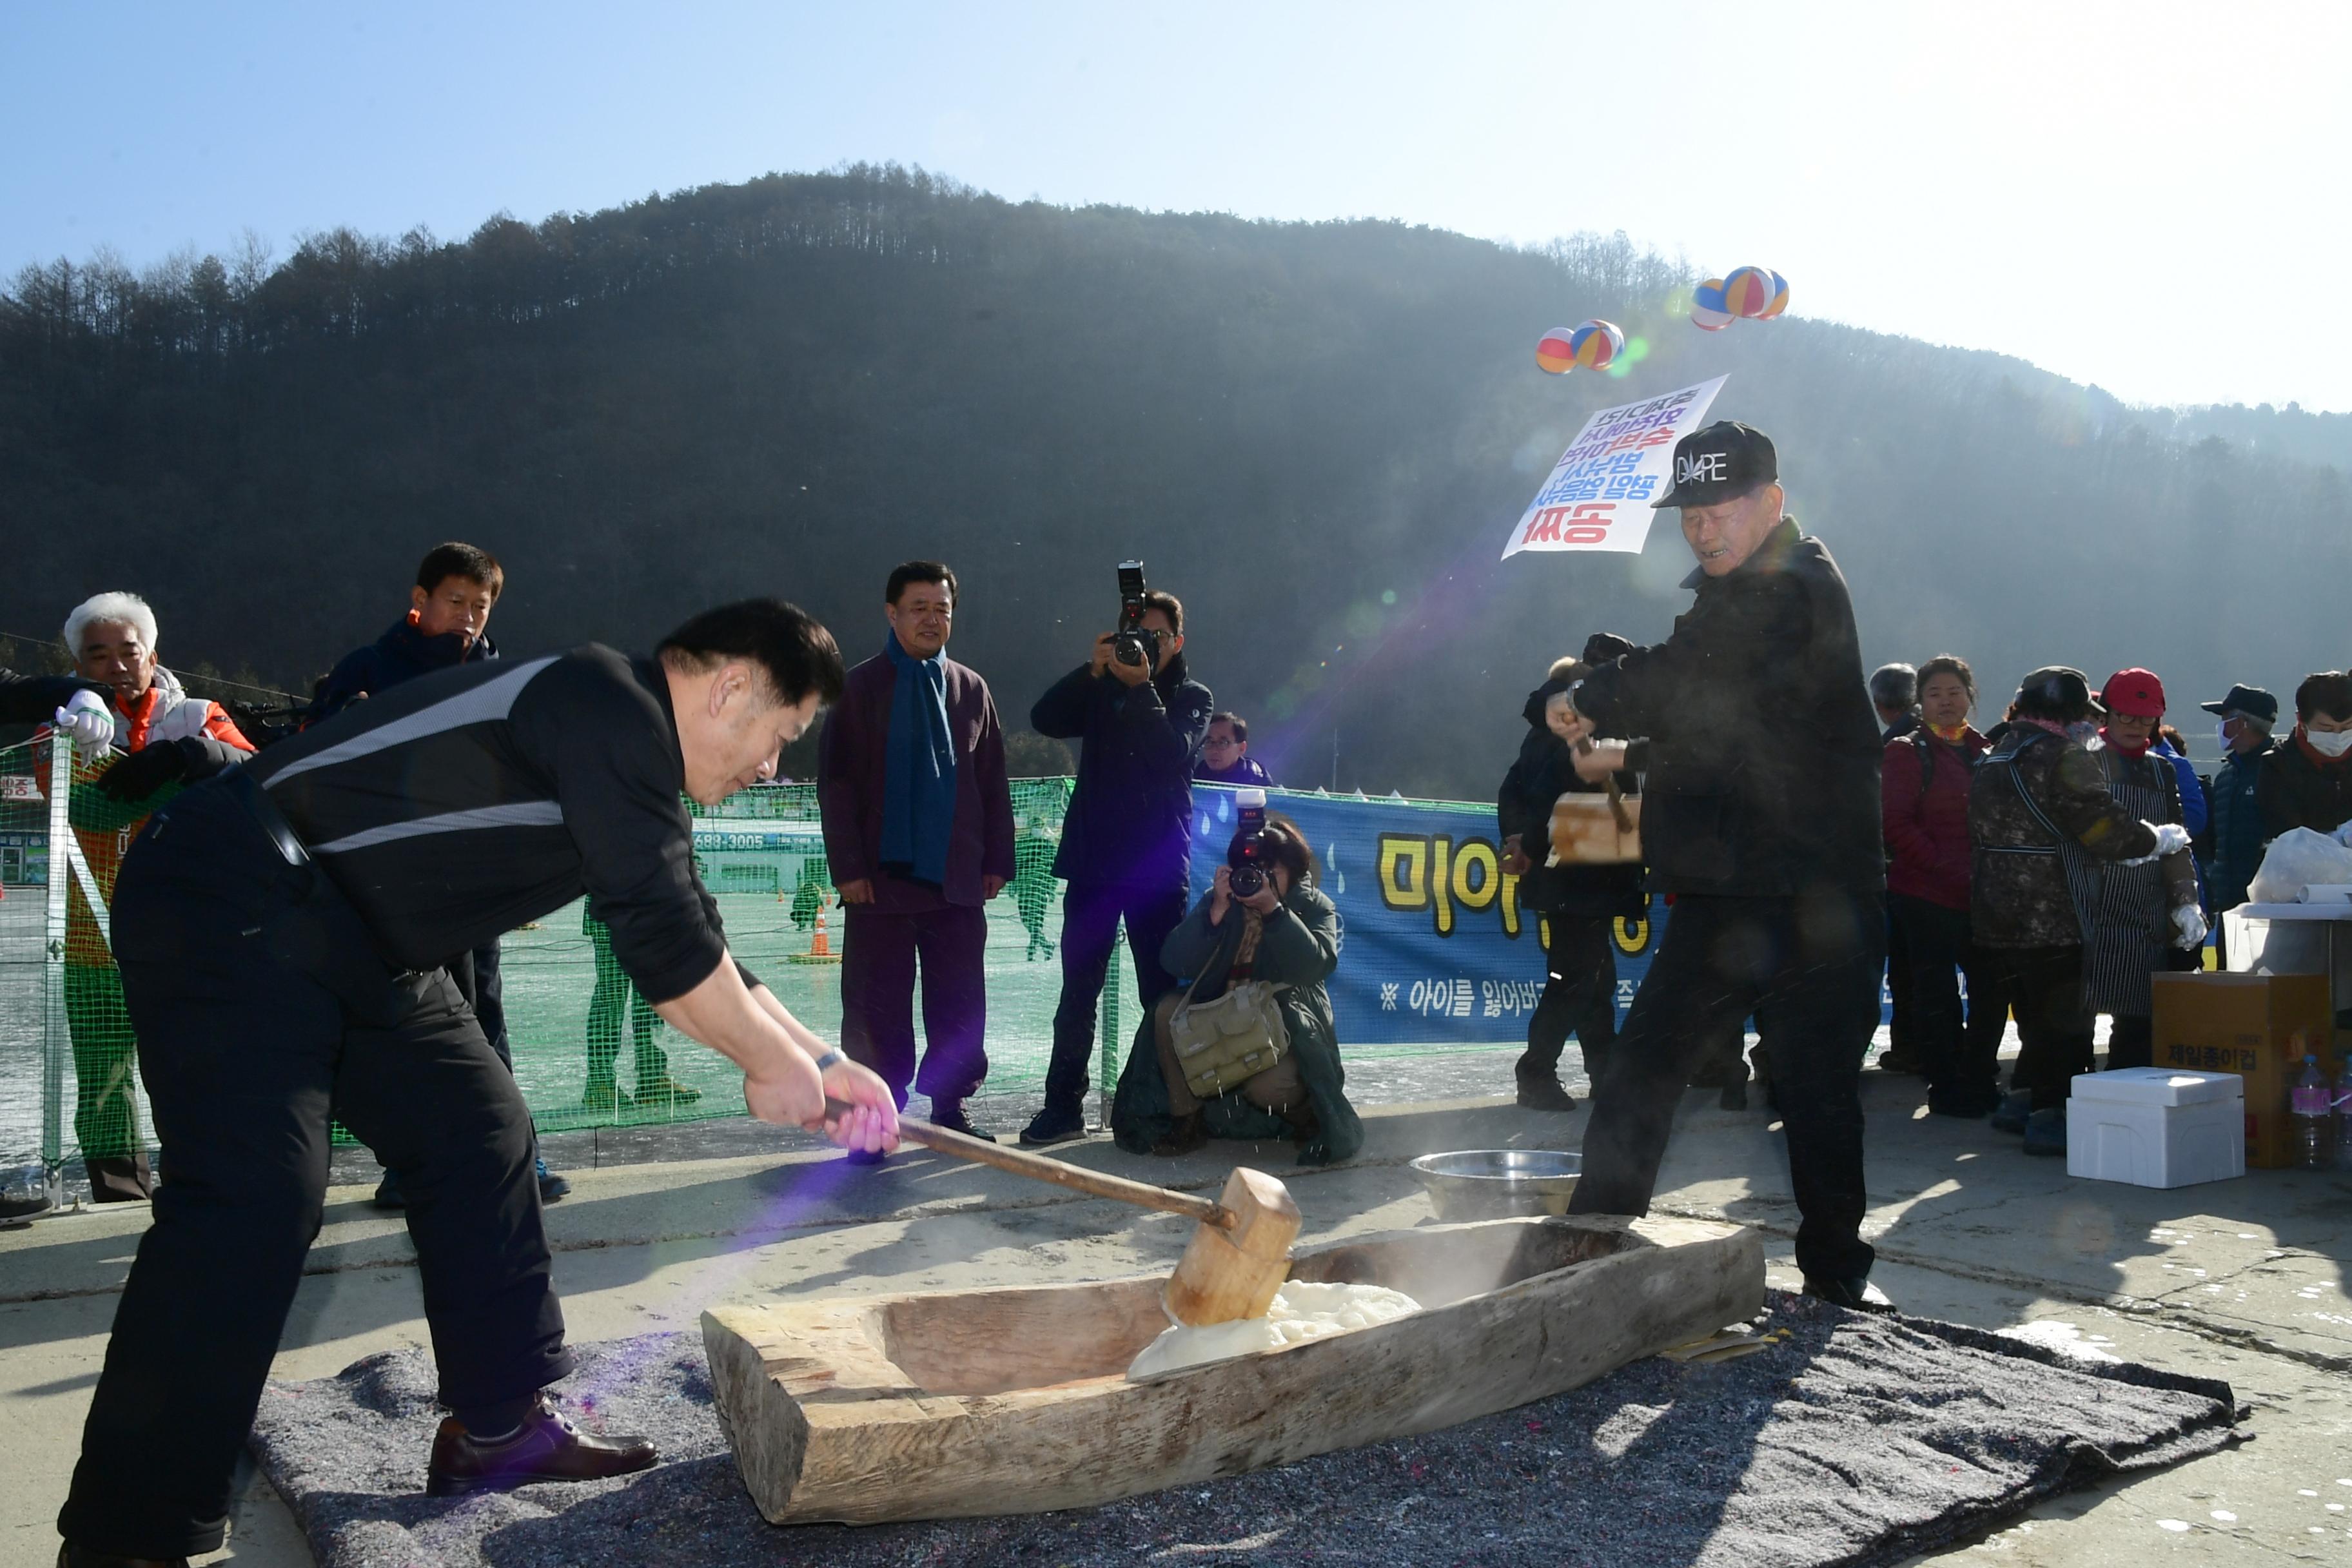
left=2146, top=822, right=2191, bottom=858
left=2172, top=905, right=2209, bottom=950
left=2332, top=821, right=2352, bottom=849
left=52, top=690, right=115, bottom=753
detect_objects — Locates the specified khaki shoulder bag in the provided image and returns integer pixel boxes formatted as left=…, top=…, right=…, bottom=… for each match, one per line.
left=1166, top=912, right=1291, bottom=1099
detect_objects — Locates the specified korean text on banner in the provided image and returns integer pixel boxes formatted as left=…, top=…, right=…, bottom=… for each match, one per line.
left=1502, top=374, right=1728, bottom=558
left=1188, top=785, right=1665, bottom=1046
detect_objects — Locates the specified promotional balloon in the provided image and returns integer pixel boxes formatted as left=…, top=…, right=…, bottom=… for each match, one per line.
left=1690, top=279, right=1734, bottom=331
left=1754, top=270, right=1790, bottom=320
left=1535, top=326, right=1577, bottom=374
left=1723, top=266, right=1778, bottom=318
left=1568, top=318, right=1624, bottom=370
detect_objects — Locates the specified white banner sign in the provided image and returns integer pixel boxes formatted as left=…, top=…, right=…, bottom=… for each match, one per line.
left=1502, top=374, right=1728, bottom=558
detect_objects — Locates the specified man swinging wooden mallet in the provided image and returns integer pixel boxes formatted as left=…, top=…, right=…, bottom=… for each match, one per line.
left=57, top=601, right=903, bottom=1566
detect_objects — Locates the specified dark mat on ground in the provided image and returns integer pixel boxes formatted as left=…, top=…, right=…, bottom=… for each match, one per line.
left=248, top=1290, right=2242, bottom=1568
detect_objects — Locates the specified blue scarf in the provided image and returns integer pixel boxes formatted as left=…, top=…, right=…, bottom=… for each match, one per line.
left=880, top=633, right=957, bottom=886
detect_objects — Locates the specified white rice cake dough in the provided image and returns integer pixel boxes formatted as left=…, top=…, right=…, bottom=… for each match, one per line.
left=1126, top=1281, right=1422, bottom=1379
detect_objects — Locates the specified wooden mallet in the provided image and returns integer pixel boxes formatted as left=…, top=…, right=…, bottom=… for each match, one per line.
left=827, top=1102, right=1300, bottom=1326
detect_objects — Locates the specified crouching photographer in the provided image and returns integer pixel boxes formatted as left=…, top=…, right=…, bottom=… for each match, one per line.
left=1110, top=796, right=1364, bottom=1166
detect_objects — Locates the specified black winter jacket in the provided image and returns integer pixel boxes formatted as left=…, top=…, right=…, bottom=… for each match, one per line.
left=1496, top=683, right=1645, bottom=917
left=314, top=616, right=498, bottom=723
left=2257, top=736, right=2352, bottom=840
left=1032, top=652, right=1213, bottom=889
left=2201, top=743, right=2273, bottom=910
left=1571, top=519, right=1885, bottom=897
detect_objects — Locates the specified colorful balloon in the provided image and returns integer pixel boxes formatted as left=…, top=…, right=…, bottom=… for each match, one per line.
left=1690, top=279, right=1734, bottom=331
left=1723, top=266, right=1778, bottom=319
left=1754, top=270, right=1790, bottom=320
left=1535, top=326, right=1577, bottom=374
left=1569, top=318, right=1624, bottom=370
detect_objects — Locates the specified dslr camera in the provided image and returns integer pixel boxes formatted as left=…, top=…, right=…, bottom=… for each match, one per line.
left=1109, top=560, right=1156, bottom=669
left=1227, top=788, right=1278, bottom=899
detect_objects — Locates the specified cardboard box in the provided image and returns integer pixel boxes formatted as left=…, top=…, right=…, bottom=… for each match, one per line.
left=2151, top=972, right=2332, bottom=1169
left=2066, top=1069, right=2244, bottom=1188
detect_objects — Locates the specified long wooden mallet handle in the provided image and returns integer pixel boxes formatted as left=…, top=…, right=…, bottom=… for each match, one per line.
left=825, top=1099, right=1235, bottom=1229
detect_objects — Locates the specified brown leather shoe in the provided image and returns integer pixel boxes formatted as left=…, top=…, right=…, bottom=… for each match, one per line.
left=58, top=1544, right=188, bottom=1568
left=424, top=1393, right=656, bottom=1496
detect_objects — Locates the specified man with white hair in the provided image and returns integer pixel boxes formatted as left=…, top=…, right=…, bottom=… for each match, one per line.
left=1558, top=422, right=1892, bottom=1313
left=62, top=591, right=251, bottom=753
left=39, top=593, right=253, bottom=1206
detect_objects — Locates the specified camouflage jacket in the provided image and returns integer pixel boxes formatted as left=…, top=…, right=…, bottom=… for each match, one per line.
left=1969, top=725, right=2159, bottom=949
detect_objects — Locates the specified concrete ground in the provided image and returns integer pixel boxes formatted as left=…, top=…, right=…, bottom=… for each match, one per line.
left=3, top=1073, right=2347, bottom=1567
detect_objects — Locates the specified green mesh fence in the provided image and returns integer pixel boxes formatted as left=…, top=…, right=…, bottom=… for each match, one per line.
left=0, top=733, right=162, bottom=1201
left=503, top=776, right=1122, bottom=1135
left=0, top=760, right=1146, bottom=1184
left=3, top=751, right=1539, bottom=1197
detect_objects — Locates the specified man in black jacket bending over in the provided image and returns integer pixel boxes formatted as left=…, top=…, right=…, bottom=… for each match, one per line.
left=1558, top=422, right=1893, bottom=1313
left=1021, top=587, right=1214, bottom=1146
left=55, top=601, right=901, bottom=1563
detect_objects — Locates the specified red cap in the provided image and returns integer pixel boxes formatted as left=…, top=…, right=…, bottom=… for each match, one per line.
left=2101, top=667, right=2166, bottom=718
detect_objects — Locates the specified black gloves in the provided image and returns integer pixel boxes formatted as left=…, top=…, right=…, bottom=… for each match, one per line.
left=95, top=741, right=191, bottom=802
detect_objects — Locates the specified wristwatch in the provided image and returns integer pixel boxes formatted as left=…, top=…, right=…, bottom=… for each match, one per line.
left=812, top=1049, right=844, bottom=1072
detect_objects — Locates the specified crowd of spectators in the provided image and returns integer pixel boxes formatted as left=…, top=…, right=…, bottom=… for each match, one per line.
left=2, top=545, right=1349, bottom=1217
left=1499, top=638, right=2352, bottom=1162
left=1514, top=645, right=2351, bottom=1162
left=1482, top=426, right=2344, bottom=1188
left=1867, top=657, right=2343, bottom=1156
left=28, top=523, right=2350, bottom=1213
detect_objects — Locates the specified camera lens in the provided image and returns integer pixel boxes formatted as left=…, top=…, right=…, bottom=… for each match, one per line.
left=1230, top=865, right=1264, bottom=898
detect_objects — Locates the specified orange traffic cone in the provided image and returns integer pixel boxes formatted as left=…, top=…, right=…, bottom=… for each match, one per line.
left=788, top=896, right=845, bottom=965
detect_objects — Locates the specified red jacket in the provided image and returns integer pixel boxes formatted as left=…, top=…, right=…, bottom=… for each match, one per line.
left=1882, top=727, right=1986, bottom=911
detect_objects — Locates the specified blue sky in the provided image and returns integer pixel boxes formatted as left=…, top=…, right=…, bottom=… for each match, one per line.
left=6, top=1, right=2346, bottom=411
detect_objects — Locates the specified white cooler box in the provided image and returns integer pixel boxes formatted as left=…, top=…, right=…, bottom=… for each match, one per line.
left=2066, top=1068, right=2245, bottom=1189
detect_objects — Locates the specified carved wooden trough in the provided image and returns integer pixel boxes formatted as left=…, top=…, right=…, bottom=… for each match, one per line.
left=701, top=1213, right=1763, bottom=1525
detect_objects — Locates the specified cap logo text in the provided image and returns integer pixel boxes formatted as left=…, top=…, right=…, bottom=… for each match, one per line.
left=1676, top=451, right=1729, bottom=487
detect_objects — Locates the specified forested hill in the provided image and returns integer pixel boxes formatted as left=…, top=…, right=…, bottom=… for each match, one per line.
left=4, top=165, right=2346, bottom=798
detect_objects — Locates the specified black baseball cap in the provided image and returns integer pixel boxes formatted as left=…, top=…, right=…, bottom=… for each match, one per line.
left=1651, top=420, right=1778, bottom=509
left=2199, top=684, right=2278, bottom=725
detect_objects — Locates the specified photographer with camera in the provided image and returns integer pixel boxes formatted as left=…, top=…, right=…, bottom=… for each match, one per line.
left=1110, top=797, right=1363, bottom=1166
left=1021, top=567, right=1214, bottom=1146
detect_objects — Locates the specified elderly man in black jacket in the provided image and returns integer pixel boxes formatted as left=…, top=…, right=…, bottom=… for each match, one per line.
left=1021, top=588, right=1215, bottom=1146
left=1558, top=422, right=1893, bottom=1313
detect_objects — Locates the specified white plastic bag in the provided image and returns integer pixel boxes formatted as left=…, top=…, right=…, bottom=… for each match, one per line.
left=2246, top=827, right=2352, bottom=905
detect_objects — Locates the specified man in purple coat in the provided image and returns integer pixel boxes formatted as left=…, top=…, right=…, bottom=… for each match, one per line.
left=818, top=562, right=1016, bottom=1153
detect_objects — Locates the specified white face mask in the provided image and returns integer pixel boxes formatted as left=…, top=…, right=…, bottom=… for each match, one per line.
left=2217, top=721, right=2235, bottom=754
left=2306, top=727, right=2352, bottom=759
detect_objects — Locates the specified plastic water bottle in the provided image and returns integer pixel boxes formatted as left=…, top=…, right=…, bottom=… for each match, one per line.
left=2333, top=1057, right=2352, bottom=1173
left=2289, top=1055, right=2331, bottom=1170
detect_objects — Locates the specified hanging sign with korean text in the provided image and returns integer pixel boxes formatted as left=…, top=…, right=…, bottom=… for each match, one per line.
left=1502, top=374, right=1728, bottom=558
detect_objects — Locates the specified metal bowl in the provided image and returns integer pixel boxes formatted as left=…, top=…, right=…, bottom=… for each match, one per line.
left=1409, top=1149, right=1582, bottom=1223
